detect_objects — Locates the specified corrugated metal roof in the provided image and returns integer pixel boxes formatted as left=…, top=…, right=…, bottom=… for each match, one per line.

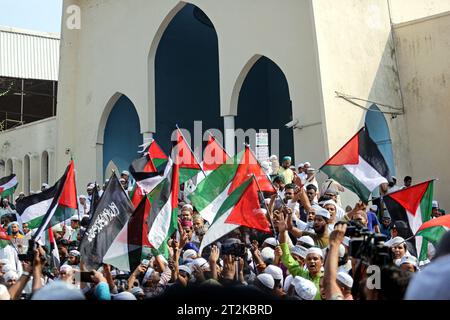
left=0, top=26, right=60, bottom=81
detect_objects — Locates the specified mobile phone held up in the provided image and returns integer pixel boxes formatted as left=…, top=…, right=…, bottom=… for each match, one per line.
left=79, top=271, right=95, bottom=283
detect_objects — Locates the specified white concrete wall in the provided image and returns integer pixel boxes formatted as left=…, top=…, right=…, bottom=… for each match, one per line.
left=394, top=12, right=450, bottom=210
left=57, top=0, right=326, bottom=191
left=311, top=0, right=411, bottom=205
left=388, top=0, right=450, bottom=23
left=0, top=117, right=57, bottom=196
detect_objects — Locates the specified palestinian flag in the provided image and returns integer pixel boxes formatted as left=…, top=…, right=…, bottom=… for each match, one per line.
left=146, top=140, right=169, bottom=169
left=417, top=214, right=450, bottom=246
left=0, top=225, right=10, bottom=249
left=174, top=128, right=202, bottom=184
left=383, top=180, right=434, bottom=261
left=0, top=174, right=18, bottom=198
left=129, top=153, right=172, bottom=195
left=103, top=195, right=152, bottom=272
left=16, top=161, right=78, bottom=241
left=320, top=127, right=392, bottom=203
left=189, top=146, right=275, bottom=224
left=147, top=157, right=179, bottom=251
left=199, top=176, right=271, bottom=254
left=203, top=134, right=229, bottom=171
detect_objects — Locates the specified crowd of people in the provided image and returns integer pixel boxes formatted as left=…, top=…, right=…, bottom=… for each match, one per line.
left=0, top=156, right=449, bottom=301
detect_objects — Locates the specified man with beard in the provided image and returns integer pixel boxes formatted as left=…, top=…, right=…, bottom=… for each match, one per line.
left=274, top=210, right=323, bottom=300
left=286, top=205, right=330, bottom=249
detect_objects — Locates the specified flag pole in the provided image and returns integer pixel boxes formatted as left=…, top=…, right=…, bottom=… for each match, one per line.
left=175, top=125, right=207, bottom=178
left=252, top=174, right=279, bottom=243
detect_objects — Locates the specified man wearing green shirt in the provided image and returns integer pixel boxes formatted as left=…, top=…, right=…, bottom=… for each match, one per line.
left=274, top=211, right=324, bottom=300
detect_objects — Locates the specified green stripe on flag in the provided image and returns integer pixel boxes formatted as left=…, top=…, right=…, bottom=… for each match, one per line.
left=179, top=168, right=201, bottom=185
left=418, top=181, right=434, bottom=261
left=321, top=165, right=371, bottom=202
left=417, top=225, right=448, bottom=246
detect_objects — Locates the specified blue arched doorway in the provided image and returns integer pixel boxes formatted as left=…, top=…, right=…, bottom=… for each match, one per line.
left=103, top=95, right=142, bottom=176
left=365, top=104, right=396, bottom=176
left=235, top=56, right=294, bottom=160
left=154, top=4, right=222, bottom=154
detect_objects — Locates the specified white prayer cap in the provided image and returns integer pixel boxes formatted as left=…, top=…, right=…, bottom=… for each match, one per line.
left=52, top=224, right=63, bottom=233
left=70, top=214, right=80, bottom=221
left=297, top=236, right=315, bottom=248
left=432, top=200, right=439, bottom=208
left=306, top=247, right=323, bottom=259
left=256, top=273, right=275, bottom=290
left=261, top=247, right=275, bottom=264
left=69, top=250, right=80, bottom=257
left=178, top=265, right=192, bottom=276
left=304, top=162, right=311, bottom=167
left=370, top=204, right=378, bottom=212
left=291, top=245, right=308, bottom=259
left=293, top=276, right=317, bottom=300
left=298, top=163, right=304, bottom=168
left=263, top=237, right=278, bottom=247
left=307, top=168, right=316, bottom=173
left=78, top=195, right=87, bottom=199
left=112, top=291, right=137, bottom=300
left=384, top=236, right=405, bottom=248
left=283, top=274, right=294, bottom=292
left=269, top=155, right=278, bottom=161
left=314, top=207, right=330, bottom=220
left=337, top=272, right=354, bottom=289
left=60, top=265, right=73, bottom=273
left=400, top=255, right=418, bottom=269
left=321, top=200, right=337, bottom=208
left=32, top=281, right=85, bottom=300
left=182, top=204, right=194, bottom=211
left=264, top=265, right=284, bottom=285
left=121, top=170, right=130, bottom=176
left=405, top=254, right=450, bottom=300
left=261, top=161, right=271, bottom=170
left=3, top=271, right=18, bottom=282
left=191, top=257, right=209, bottom=269
left=182, top=249, right=197, bottom=262
left=8, top=221, right=19, bottom=227
left=0, top=284, right=11, bottom=300
left=0, top=259, right=9, bottom=265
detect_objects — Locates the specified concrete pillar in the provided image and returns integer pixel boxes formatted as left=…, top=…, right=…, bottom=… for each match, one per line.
left=224, top=116, right=235, bottom=156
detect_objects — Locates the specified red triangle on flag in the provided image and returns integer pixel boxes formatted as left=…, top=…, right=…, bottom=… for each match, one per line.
left=324, top=130, right=360, bottom=166
left=229, top=146, right=275, bottom=194
left=142, top=155, right=157, bottom=173
left=58, top=161, right=78, bottom=209
left=174, top=129, right=202, bottom=170
left=203, top=135, right=229, bottom=171
left=388, top=181, right=430, bottom=216
left=225, top=178, right=271, bottom=234
left=148, top=141, right=168, bottom=160
left=0, top=225, right=10, bottom=241
left=131, top=184, right=144, bottom=208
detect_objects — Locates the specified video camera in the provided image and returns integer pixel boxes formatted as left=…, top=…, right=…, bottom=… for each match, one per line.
left=18, top=239, right=47, bottom=265
left=221, top=242, right=248, bottom=258
left=339, top=221, right=391, bottom=266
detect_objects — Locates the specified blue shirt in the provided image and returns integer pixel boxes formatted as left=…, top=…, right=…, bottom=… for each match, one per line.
left=367, top=211, right=380, bottom=232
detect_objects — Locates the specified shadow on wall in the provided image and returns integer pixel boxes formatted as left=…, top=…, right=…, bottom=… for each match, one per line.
left=154, top=4, right=222, bottom=155
left=103, top=95, right=142, bottom=176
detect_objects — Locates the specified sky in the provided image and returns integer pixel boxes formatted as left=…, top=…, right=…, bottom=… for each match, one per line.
left=0, top=0, right=63, bottom=34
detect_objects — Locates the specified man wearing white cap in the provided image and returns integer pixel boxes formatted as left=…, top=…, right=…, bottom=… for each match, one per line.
left=269, top=155, right=279, bottom=177
left=63, top=215, right=81, bottom=242
left=293, top=276, right=317, bottom=300
left=274, top=212, right=323, bottom=299
left=277, top=156, right=295, bottom=184
left=399, top=255, right=418, bottom=273
left=432, top=200, right=441, bottom=218
left=78, top=195, right=90, bottom=217
left=286, top=205, right=330, bottom=249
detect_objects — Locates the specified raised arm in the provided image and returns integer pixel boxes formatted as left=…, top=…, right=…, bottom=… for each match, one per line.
left=324, top=223, right=347, bottom=300
left=8, top=261, right=32, bottom=300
